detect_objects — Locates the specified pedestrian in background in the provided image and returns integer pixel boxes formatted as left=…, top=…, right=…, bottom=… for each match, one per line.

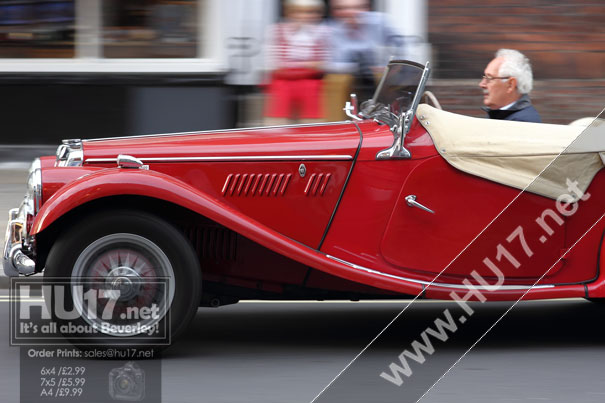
left=479, top=49, right=541, bottom=123
left=263, top=0, right=329, bottom=125
left=326, top=0, right=402, bottom=103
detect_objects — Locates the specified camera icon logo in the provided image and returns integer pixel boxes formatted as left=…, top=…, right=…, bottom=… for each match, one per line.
left=108, top=362, right=145, bottom=401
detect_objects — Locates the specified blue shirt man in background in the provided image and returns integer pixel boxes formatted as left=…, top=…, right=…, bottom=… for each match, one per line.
left=327, top=0, right=402, bottom=101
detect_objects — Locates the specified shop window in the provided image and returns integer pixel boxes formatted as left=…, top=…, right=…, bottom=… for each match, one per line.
left=0, top=0, right=75, bottom=58
left=102, top=0, right=198, bottom=58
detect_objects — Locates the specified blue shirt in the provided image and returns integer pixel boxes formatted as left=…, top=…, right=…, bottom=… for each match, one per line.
left=326, top=12, right=402, bottom=75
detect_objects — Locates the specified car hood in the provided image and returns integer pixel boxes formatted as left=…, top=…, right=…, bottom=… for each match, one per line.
left=82, top=122, right=361, bottom=164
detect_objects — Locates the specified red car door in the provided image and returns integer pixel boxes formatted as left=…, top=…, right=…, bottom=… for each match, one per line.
left=380, top=155, right=571, bottom=283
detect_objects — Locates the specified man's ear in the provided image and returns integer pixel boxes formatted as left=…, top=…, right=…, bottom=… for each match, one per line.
left=506, top=77, right=518, bottom=94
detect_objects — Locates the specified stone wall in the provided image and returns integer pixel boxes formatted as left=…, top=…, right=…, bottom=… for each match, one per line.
left=428, top=0, right=605, bottom=80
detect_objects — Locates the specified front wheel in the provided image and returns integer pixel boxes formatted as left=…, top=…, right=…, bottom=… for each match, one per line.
left=44, top=210, right=201, bottom=350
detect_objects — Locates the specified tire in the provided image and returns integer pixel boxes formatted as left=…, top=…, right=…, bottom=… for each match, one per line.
left=44, top=210, right=201, bottom=351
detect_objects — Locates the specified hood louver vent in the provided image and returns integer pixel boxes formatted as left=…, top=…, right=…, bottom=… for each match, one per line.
left=221, top=173, right=292, bottom=197
left=304, top=173, right=331, bottom=196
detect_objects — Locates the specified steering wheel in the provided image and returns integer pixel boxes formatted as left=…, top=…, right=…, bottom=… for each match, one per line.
left=421, top=90, right=442, bottom=110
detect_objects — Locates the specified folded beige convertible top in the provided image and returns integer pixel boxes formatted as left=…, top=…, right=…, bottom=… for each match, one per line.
left=416, top=104, right=604, bottom=202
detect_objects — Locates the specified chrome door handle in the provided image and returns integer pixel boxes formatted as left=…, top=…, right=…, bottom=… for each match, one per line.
left=405, top=195, right=435, bottom=214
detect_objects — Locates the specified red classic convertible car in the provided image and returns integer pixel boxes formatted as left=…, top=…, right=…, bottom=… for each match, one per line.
left=4, top=60, right=604, bottom=346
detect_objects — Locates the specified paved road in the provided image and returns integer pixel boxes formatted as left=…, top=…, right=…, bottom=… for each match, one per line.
left=1, top=297, right=605, bottom=403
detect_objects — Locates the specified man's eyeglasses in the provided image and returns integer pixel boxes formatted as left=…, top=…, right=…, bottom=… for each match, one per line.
left=481, top=75, right=511, bottom=83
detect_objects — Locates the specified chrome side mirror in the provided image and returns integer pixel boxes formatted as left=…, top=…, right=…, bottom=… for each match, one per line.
left=344, top=94, right=362, bottom=121
left=376, top=61, right=431, bottom=160
left=376, top=110, right=412, bottom=160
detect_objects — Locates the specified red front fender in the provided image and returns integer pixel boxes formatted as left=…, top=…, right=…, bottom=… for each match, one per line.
left=35, top=168, right=312, bottom=244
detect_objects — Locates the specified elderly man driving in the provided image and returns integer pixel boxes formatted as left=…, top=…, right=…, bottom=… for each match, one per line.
left=479, top=49, right=541, bottom=123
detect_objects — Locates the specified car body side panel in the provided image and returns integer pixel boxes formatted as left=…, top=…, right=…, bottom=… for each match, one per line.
left=82, top=123, right=361, bottom=161
left=320, top=119, right=447, bottom=284
left=558, top=216, right=604, bottom=285
left=323, top=119, right=602, bottom=287
left=381, top=156, right=569, bottom=282
left=29, top=166, right=604, bottom=300
left=320, top=159, right=424, bottom=275
left=587, top=228, right=605, bottom=299
left=148, top=161, right=352, bottom=247
left=45, top=122, right=363, bottom=248
left=385, top=154, right=604, bottom=286
left=30, top=168, right=426, bottom=296
left=30, top=118, right=604, bottom=300
left=40, top=156, right=56, bottom=169
left=41, top=167, right=105, bottom=205
left=559, top=169, right=605, bottom=283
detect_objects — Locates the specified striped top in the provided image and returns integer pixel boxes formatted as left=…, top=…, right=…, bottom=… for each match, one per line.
left=265, top=22, right=330, bottom=72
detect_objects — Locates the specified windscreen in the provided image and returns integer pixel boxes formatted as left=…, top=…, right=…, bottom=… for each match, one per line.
left=371, top=62, right=425, bottom=117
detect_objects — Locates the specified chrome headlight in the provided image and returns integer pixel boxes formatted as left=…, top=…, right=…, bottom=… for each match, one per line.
left=27, top=158, right=42, bottom=214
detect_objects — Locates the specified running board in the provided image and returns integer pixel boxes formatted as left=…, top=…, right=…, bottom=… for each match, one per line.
left=326, top=255, right=555, bottom=291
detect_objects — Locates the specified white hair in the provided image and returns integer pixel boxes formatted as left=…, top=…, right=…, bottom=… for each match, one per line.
left=495, top=49, right=533, bottom=94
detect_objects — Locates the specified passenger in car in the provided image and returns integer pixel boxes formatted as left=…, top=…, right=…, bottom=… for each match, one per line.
left=479, top=49, right=542, bottom=123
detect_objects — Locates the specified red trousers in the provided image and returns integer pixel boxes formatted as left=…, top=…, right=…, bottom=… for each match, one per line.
left=265, top=78, right=323, bottom=119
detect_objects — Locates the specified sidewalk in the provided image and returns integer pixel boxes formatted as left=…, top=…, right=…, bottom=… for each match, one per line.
left=0, top=145, right=56, bottom=170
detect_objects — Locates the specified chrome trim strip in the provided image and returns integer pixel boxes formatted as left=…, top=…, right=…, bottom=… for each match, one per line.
left=28, top=159, right=42, bottom=214
left=326, top=255, right=555, bottom=291
left=83, top=121, right=352, bottom=142
left=86, top=155, right=354, bottom=163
